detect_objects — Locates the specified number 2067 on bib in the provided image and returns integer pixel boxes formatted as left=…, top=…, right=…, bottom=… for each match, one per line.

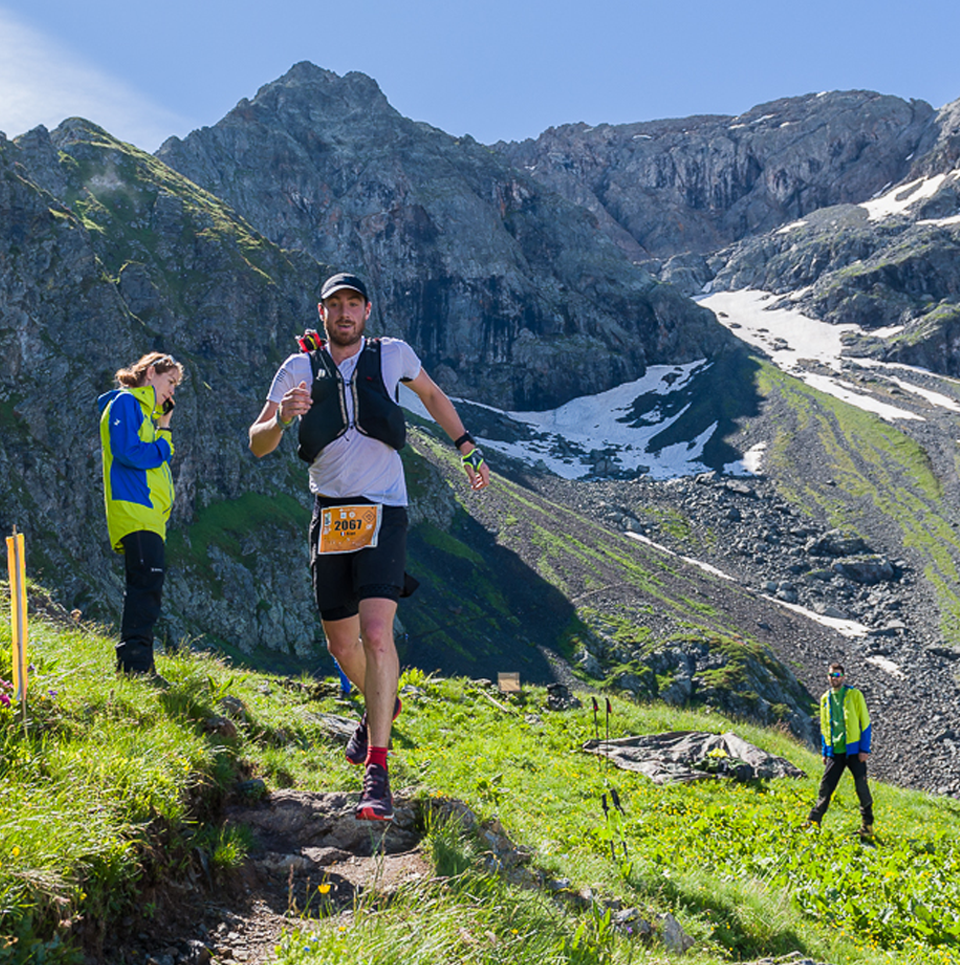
left=318, top=504, right=383, bottom=555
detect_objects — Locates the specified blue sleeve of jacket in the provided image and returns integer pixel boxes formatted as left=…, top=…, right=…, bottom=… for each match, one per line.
left=859, top=722, right=871, bottom=754
left=108, top=393, right=172, bottom=468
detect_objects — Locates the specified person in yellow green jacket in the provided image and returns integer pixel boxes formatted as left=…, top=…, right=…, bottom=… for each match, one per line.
left=807, top=662, right=874, bottom=836
left=98, top=352, right=183, bottom=676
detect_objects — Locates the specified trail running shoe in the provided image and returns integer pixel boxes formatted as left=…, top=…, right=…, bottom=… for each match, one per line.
left=345, top=696, right=402, bottom=766
left=356, top=762, right=394, bottom=821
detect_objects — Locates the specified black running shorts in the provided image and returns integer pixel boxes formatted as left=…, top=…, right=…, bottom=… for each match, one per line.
left=309, top=496, right=408, bottom=621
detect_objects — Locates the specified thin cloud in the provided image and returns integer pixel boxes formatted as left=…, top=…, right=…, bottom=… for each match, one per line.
left=0, top=7, right=193, bottom=150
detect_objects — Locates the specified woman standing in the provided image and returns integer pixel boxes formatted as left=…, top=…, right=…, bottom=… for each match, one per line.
left=97, top=353, right=183, bottom=676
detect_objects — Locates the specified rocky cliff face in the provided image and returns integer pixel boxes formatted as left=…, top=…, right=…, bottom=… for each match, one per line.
left=0, top=120, right=334, bottom=657
left=156, top=63, right=730, bottom=410
left=495, top=91, right=936, bottom=259
left=710, top=111, right=960, bottom=374
left=496, top=88, right=960, bottom=378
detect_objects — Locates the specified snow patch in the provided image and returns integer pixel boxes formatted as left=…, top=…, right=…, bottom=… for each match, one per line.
left=403, top=362, right=718, bottom=481
left=885, top=376, right=960, bottom=413
left=870, top=325, right=905, bottom=338
left=865, top=655, right=905, bottom=678
left=859, top=174, right=950, bottom=221
left=725, top=442, right=766, bottom=476
left=700, top=290, right=932, bottom=422
left=776, top=220, right=808, bottom=234
left=801, top=374, right=925, bottom=422
left=699, top=290, right=856, bottom=373
left=917, top=213, right=960, bottom=227
left=767, top=598, right=870, bottom=638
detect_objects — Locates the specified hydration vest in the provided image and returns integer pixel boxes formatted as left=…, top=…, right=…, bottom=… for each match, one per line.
left=297, top=338, right=407, bottom=463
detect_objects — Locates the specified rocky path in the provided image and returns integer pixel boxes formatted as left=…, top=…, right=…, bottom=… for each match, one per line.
left=99, top=791, right=431, bottom=965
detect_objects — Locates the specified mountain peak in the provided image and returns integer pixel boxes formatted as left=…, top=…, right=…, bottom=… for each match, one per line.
left=242, top=61, right=395, bottom=123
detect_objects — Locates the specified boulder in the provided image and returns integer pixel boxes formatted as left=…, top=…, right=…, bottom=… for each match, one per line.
left=832, top=555, right=896, bottom=585
left=805, top=530, right=870, bottom=557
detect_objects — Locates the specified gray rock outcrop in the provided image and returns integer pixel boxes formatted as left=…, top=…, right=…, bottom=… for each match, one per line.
left=496, top=91, right=936, bottom=259
left=157, top=63, right=731, bottom=410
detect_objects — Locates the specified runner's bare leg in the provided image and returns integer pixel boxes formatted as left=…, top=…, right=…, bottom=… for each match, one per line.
left=358, top=597, right=399, bottom=747
left=323, top=597, right=399, bottom=747
left=324, top=615, right=366, bottom=693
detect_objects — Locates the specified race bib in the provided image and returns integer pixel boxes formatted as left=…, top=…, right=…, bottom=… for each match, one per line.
left=318, top=504, right=383, bottom=555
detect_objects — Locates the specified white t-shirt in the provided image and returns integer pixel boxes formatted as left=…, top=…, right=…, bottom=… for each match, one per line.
left=267, top=338, right=422, bottom=505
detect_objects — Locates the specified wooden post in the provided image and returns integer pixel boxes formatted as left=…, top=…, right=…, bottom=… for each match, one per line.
left=7, top=526, right=28, bottom=715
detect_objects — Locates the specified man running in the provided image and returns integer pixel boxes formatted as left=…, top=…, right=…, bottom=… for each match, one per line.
left=249, top=272, right=489, bottom=820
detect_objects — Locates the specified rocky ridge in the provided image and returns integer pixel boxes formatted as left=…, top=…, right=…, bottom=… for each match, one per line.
left=0, top=119, right=328, bottom=655
left=156, top=62, right=730, bottom=411
left=495, top=86, right=960, bottom=380
left=495, top=91, right=940, bottom=259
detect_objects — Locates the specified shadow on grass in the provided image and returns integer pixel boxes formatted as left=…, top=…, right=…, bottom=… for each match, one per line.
left=400, top=510, right=577, bottom=684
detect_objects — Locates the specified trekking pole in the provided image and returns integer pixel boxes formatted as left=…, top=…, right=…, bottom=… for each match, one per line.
left=604, top=698, right=612, bottom=774
left=610, top=787, right=628, bottom=858
left=591, top=696, right=601, bottom=771
left=600, top=793, right=616, bottom=861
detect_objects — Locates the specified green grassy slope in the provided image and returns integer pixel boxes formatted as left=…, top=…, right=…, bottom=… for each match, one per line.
left=2, top=597, right=959, bottom=965
left=755, top=361, right=960, bottom=640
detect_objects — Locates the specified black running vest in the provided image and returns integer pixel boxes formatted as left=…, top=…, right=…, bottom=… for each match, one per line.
left=297, top=338, right=407, bottom=463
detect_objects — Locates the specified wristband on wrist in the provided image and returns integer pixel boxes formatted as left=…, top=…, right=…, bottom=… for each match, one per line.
left=454, top=432, right=475, bottom=450
left=276, top=410, right=295, bottom=430
left=461, top=447, right=485, bottom=472
left=158, top=426, right=171, bottom=433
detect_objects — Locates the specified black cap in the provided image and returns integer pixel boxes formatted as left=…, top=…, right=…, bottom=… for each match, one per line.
left=320, top=272, right=369, bottom=302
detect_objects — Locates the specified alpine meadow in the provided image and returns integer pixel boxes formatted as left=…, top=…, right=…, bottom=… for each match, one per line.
left=3, top=61, right=960, bottom=964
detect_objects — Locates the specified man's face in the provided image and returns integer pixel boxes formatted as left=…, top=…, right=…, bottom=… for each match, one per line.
left=319, top=289, right=371, bottom=348
left=828, top=669, right=845, bottom=691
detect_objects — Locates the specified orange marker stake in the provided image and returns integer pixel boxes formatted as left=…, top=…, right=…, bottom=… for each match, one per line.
left=7, top=526, right=28, bottom=710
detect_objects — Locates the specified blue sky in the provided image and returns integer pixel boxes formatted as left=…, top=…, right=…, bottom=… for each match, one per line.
left=2, top=0, right=959, bottom=152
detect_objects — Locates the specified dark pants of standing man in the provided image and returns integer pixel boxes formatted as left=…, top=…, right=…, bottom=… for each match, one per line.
left=117, top=530, right=165, bottom=674
left=808, top=753, right=874, bottom=826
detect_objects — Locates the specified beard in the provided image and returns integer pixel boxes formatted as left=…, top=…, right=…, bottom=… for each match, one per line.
left=325, top=316, right=366, bottom=348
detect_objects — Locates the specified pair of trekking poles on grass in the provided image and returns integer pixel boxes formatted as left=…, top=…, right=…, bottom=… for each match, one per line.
left=592, top=696, right=628, bottom=862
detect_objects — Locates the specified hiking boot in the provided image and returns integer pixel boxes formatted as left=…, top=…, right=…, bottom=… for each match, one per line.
left=145, top=668, right=172, bottom=689
left=356, top=762, right=394, bottom=821
left=117, top=667, right=171, bottom=690
left=805, top=817, right=821, bottom=831
left=859, top=823, right=875, bottom=839
left=345, top=696, right=402, bottom=766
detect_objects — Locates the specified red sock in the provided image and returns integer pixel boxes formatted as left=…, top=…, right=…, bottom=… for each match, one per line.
left=366, top=746, right=388, bottom=769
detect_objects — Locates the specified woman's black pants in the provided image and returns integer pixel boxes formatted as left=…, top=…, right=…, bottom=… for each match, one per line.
left=117, top=530, right=165, bottom=674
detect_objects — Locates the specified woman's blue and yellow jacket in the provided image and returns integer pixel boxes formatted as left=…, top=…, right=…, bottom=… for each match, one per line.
left=97, top=386, right=175, bottom=552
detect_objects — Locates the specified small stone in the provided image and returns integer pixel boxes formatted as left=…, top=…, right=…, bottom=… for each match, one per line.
left=660, top=912, right=695, bottom=953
